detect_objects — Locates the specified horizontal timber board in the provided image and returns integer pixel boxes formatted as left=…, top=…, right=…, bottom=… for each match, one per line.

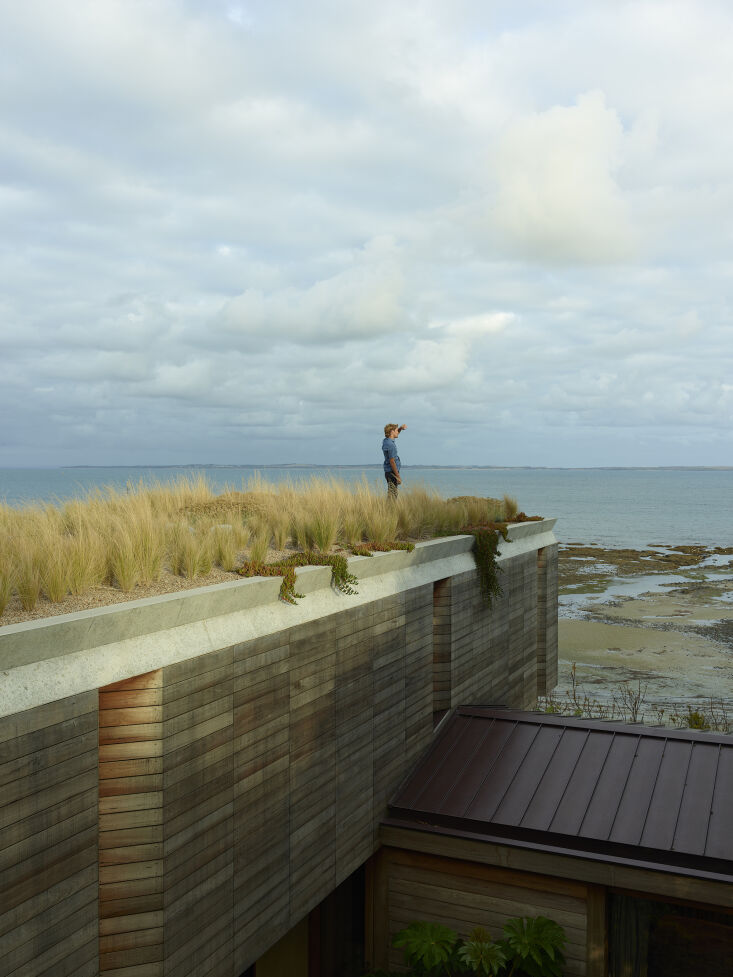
left=1, top=785, right=97, bottom=851
left=99, top=757, right=164, bottom=780
left=0, top=727, right=97, bottom=789
left=0, top=694, right=97, bottom=747
left=98, top=879, right=164, bottom=910
left=0, top=806, right=97, bottom=874
left=99, top=707, right=163, bottom=726
left=1, top=898, right=98, bottom=975
left=100, top=825, right=164, bottom=849
left=99, top=859, right=164, bottom=885
left=99, top=943, right=164, bottom=971
left=99, top=690, right=162, bottom=710
left=99, top=740, right=163, bottom=761
left=0, top=748, right=97, bottom=811
left=99, top=724, right=163, bottom=745
left=102, top=672, right=163, bottom=692
left=99, top=911, right=164, bottom=937
left=99, top=926, right=164, bottom=954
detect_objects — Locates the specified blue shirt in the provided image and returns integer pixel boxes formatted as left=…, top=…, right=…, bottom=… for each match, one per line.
left=382, top=436, right=400, bottom=473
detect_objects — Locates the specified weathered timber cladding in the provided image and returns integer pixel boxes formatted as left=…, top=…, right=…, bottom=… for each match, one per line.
left=99, top=670, right=164, bottom=977
left=537, top=543, right=559, bottom=695
left=0, top=692, right=99, bottom=977
left=231, top=585, right=435, bottom=971
left=162, top=648, right=234, bottom=977
left=1, top=530, right=558, bottom=977
left=449, top=553, right=538, bottom=710
left=432, top=579, right=452, bottom=715
left=375, top=847, right=589, bottom=976
left=233, top=631, right=291, bottom=967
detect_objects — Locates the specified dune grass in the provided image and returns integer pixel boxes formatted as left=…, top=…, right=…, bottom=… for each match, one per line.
left=0, top=474, right=526, bottom=620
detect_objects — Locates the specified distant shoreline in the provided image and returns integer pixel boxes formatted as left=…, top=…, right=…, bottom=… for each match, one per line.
left=3, top=464, right=733, bottom=473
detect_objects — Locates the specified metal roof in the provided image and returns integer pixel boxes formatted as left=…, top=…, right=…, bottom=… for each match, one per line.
left=387, top=707, right=733, bottom=881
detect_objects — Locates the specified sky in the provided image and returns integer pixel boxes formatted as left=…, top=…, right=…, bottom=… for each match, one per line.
left=1, top=0, right=732, bottom=468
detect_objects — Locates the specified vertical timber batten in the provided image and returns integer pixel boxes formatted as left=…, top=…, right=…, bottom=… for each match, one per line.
left=98, top=670, right=164, bottom=977
left=432, top=578, right=452, bottom=721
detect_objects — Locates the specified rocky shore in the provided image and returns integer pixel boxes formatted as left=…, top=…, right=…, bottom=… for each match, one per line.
left=557, top=543, right=733, bottom=709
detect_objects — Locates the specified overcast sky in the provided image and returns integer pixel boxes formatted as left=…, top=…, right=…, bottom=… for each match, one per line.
left=2, top=0, right=732, bottom=468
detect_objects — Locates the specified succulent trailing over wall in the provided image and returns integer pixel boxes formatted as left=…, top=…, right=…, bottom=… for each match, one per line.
left=238, top=550, right=359, bottom=603
left=237, top=542, right=417, bottom=603
left=236, top=527, right=515, bottom=609
left=350, top=541, right=415, bottom=557
left=466, top=524, right=506, bottom=608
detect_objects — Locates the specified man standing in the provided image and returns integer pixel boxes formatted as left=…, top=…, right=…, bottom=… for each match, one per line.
left=382, top=423, right=407, bottom=499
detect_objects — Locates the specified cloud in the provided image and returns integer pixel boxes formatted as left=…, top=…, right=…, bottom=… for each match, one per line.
left=493, top=91, right=636, bottom=263
left=219, top=237, right=410, bottom=345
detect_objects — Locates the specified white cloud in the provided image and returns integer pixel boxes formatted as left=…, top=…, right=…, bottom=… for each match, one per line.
left=220, top=237, right=409, bottom=345
left=493, top=91, right=636, bottom=263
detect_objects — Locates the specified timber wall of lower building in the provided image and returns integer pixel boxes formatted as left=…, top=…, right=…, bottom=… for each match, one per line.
left=372, top=847, right=590, bottom=977
left=0, top=523, right=558, bottom=977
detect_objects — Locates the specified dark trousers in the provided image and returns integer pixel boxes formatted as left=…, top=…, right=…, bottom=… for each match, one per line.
left=385, top=472, right=399, bottom=500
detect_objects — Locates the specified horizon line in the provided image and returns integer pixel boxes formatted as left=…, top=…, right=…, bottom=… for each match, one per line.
left=3, top=464, right=733, bottom=473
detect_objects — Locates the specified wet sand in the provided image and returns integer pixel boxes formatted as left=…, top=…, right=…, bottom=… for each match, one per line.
left=557, top=544, right=733, bottom=706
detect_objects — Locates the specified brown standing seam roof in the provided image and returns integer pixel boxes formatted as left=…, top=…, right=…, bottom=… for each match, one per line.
left=386, top=707, right=733, bottom=882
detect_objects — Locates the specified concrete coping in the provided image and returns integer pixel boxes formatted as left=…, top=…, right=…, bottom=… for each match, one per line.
left=505, top=517, right=557, bottom=541
left=0, top=520, right=557, bottom=673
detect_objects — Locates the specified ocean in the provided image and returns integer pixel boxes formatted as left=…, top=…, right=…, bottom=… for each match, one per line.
left=1, top=466, right=731, bottom=549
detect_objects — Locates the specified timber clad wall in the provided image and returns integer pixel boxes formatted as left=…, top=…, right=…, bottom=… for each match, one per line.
left=163, top=648, right=235, bottom=977
left=432, top=579, right=451, bottom=716
left=374, top=848, right=589, bottom=976
left=0, top=529, right=559, bottom=976
left=536, top=543, right=559, bottom=695
left=98, top=671, right=164, bottom=977
left=449, top=554, right=539, bottom=711
left=0, top=692, right=99, bottom=977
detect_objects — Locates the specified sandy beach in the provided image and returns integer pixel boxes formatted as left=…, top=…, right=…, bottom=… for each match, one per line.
left=557, top=544, right=733, bottom=713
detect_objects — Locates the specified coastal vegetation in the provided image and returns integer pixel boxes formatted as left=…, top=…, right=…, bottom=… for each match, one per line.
left=538, top=663, right=733, bottom=733
left=0, top=475, right=524, bottom=623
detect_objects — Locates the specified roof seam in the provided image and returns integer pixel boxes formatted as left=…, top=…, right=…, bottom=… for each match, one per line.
left=578, top=731, right=618, bottom=837
left=605, top=732, right=642, bottom=842
left=548, top=728, right=591, bottom=834
left=409, top=713, right=470, bottom=809
left=702, top=743, right=722, bottom=857
left=669, top=740, right=695, bottom=853
left=485, top=723, right=542, bottom=822
left=518, top=725, right=564, bottom=828
left=632, top=736, right=666, bottom=847
left=461, top=719, right=518, bottom=814
left=436, top=718, right=497, bottom=816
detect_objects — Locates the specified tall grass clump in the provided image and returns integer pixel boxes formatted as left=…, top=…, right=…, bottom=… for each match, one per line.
left=132, top=510, right=166, bottom=584
left=16, top=544, right=43, bottom=611
left=211, top=525, right=239, bottom=572
left=108, top=519, right=143, bottom=592
left=0, top=536, right=16, bottom=614
left=306, top=508, right=340, bottom=552
left=269, top=511, right=291, bottom=551
left=502, top=494, right=519, bottom=521
left=67, top=529, right=107, bottom=594
left=339, top=504, right=365, bottom=547
left=168, top=522, right=214, bottom=579
left=363, top=499, right=399, bottom=545
left=40, top=535, right=70, bottom=603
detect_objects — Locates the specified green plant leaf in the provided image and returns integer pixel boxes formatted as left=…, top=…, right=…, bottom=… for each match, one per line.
left=393, top=920, right=458, bottom=972
left=458, top=935, right=507, bottom=975
left=501, top=916, right=566, bottom=977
